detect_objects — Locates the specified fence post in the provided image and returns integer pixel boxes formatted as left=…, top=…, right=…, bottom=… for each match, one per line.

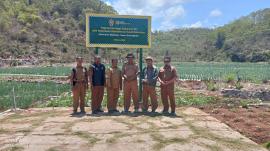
left=12, top=87, right=17, bottom=111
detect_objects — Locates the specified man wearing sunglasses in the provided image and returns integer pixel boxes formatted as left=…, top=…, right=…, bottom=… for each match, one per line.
left=158, top=55, right=178, bottom=116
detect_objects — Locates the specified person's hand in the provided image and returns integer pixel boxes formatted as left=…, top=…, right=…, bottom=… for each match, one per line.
left=160, top=81, right=165, bottom=85
left=142, top=79, right=148, bottom=84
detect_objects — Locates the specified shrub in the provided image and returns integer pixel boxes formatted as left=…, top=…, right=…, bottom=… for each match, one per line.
left=225, top=73, right=235, bottom=83
left=235, top=81, right=243, bottom=90
left=205, top=80, right=218, bottom=91
left=17, top=13, right=41, bottom=25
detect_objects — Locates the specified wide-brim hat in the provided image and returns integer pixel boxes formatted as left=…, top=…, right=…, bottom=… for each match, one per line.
left=145, top=56, right=153, bottom=61
left=126, top=53, right=135, bottom=58
left=76, top=56, right=83, bottom=59
left=164, top=56, right=171, bottom=62
left=94, top=55, right=101, bottom=59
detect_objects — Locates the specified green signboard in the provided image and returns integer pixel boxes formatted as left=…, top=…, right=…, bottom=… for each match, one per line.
left=86, top=14, right=151, bottom=48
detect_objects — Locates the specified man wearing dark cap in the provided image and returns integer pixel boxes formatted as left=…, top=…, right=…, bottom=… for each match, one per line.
left=106, top=58, right=122, bottom=113
left=158, top=56, right=178, bottom=116
left=89, top=55, right=106, bottom=114
left=142, top=56, right=159, bottom=113
left=70, top=56, right=88, bottom=115
left=122, top=53, right=139, bottom=113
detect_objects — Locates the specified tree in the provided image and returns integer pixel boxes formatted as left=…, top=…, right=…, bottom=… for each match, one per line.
left=28, top=0, right=32, bottom=5
left=215, top=32, right=225, bottom=49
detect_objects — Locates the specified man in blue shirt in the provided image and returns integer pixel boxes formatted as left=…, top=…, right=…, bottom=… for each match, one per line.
left=89, top=56, right=106, bottom=114
left=142, top=56, right=158, bottom=113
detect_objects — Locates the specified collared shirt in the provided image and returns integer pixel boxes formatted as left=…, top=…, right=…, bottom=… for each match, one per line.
left=90, top=63, right=106, bottom=86
left=122, top=63, right=138, bottom=81
left=106, top=66, right=122, bottom=89
left=158, top=65, right=177, bottom=82
left=142, top=65, right=158, bottom=87
left=70, top=66, right=88, bottom=87
left=74, top=66, right=87, bottom=81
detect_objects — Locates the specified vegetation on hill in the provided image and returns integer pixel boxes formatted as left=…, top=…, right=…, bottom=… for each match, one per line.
left=0, top=0, right=269, bottom=62
left=0, top=0, right=116, bottom=62
left=150, top=8, right=270, bottom=62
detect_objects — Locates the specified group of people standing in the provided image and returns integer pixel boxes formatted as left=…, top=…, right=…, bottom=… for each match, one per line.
left=70, top=53, right=178, bottom=116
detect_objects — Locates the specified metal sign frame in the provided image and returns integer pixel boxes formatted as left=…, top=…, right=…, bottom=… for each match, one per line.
left=86, top=13, right=151, bottom=48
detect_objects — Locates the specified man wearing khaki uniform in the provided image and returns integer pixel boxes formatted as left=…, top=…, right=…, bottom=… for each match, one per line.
left=106, top=58, right=122, bottom=113
left=122, top=53, right=139, bottom=113
left=142, top=56, right=158, bottom=113
left=158, top=56, right=178, bottom=116
left=70, top=57, right=88, bottom=115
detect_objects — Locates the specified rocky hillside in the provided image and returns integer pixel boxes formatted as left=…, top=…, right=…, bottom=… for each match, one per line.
left=0, top=0, right=116, bottom=64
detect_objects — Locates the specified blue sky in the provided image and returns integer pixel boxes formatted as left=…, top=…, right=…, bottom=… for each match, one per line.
left=103, top=0, right=270, bottom=31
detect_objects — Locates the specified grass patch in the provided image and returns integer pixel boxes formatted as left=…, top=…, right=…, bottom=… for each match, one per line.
left=47, top=147, right=60, bottom=151
left=73, top=131, right=100, bottom=145
left=262, top=141, right=270, bottom=150
left=0, top=81, right=69, bottom=109
left=106, top=131, right=129, bottom=144
left=235, top=81, right=244, bottom=90
left=7, top=145, right=24, bottom=151
left=205, top=80, right=218, bottom=91
left=174, top=89, right=217, bottom=106
left=42, top=92, right=73, bottom=107
left=150, top=133, right=188, bottom=150
left=225, top=73, right=236, bottom=83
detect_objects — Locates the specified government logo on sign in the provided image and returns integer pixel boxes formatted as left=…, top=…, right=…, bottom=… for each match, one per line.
left=109, top=19, right=114, bottom=27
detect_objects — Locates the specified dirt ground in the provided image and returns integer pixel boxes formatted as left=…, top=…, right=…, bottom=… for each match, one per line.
left=0, top=107, right=268, bottom=151
left=202, top=105, right=270, bottom=145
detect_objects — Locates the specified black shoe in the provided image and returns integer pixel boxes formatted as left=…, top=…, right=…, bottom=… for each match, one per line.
left=108, top=110, right=114, bottom=114
left=80, top=111, right=86, bottom=115
left=92, top=110, right=98, bottom=114
left=113, top=109, right=120, bottom=113
left=97, top=108, right=104, bottom=113
left=162, top=110, right=169, bottom=114
left=151, top=110, right=157, bottom=113
left=122, top=110, right=130, bottom=114
left=134, top=108, right=139, bottom=113
left=142, top=109, right=148, bottom=113
left=170, top=111, right=177, bottom=116
left=71, top=111, right=79, bottom=115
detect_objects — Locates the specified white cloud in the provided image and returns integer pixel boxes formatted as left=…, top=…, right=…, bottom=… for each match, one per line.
left=210, top=9, right=222, bottom=17
left=104, top=1, right=112, bottom=6
left=159, top=21, right=178, bottom=31
left=107, top=0, right=189, bottom=30
left=183, top=21, right=202, bottom=28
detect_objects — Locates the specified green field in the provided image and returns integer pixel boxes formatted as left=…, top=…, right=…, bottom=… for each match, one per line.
left=0, top=81, right=70, bottom=110
left=0, top=66, right=71, bottom=76
left=0, top=62, right=269, bottom=110
left=0, top=62, right=269, bottom=82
